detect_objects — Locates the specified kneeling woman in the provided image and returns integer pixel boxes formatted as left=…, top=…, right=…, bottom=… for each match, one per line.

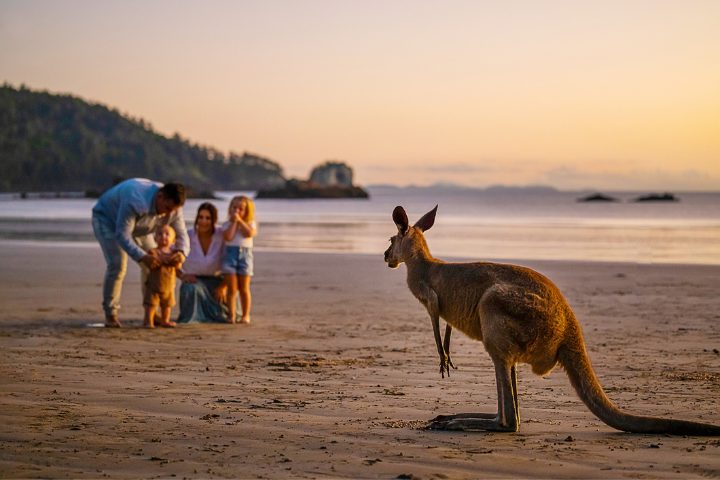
left=177, top=202, right=237, bottom=323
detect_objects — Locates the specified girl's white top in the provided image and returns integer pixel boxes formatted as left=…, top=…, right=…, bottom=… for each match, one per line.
left=183, top=228, right=225, bottom=276
left=222, top=220, right=256, bottom=248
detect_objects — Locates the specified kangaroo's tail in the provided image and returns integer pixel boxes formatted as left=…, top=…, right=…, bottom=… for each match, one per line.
left=557, top=332, right=720, bottom=436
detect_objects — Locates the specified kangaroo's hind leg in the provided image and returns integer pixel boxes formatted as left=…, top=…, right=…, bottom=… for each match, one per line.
left=427, top=364, right=519, bottom=425
left=511, top=363, right=519, bottom=426
left=427, top=358, right=519, bottom=432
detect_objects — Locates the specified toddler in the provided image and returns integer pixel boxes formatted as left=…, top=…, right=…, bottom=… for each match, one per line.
left=143, top=224, right=184, bottom=328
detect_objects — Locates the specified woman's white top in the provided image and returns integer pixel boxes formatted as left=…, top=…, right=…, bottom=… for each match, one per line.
left=183, top=228, right=224, bottom=276
left=222, top=220, right=256, bottom=248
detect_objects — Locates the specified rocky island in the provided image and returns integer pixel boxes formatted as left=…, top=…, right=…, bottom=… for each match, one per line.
left=633, top=192, right=679, bottom=202
left=577, top=193, right=619, bottom=202
left=255, top=161, right=369, bottom=199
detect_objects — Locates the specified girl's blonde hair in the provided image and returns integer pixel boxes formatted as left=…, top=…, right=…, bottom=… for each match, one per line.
left=228, top=195, right=255, bottom=222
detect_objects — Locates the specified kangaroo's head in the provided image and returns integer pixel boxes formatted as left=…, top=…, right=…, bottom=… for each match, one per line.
left=384, top=205, right=438, bottom=268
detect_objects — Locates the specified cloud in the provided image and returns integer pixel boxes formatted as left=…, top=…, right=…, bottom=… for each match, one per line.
left=358, top=160, right=540, bottom=187
left=423, top=163, right=496, bottom=173
left=363, top=160, right=527, bottom=175
left=355, top=158, right=720, bottom=191
left=541, top=164, right=720, bottom=191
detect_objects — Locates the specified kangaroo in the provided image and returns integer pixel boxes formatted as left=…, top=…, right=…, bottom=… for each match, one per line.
left=384, top=205, right=720, bottom=435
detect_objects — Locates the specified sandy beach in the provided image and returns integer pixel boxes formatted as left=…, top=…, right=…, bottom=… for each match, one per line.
left=1, top=242, right=719, bottom=479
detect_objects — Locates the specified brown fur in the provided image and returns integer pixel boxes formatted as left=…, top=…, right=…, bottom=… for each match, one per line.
left=385, top=205, right=720, bottom=435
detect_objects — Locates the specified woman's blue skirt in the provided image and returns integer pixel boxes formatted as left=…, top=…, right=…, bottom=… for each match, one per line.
left=177, top=276, right=237, bottom=324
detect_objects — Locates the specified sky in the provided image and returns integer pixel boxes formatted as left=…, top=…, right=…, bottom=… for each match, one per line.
left=1, top=0, right=719, bottom=190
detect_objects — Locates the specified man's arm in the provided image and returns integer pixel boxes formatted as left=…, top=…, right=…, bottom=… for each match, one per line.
left=169, top=209, right=190, bottom=258
left=115, top=203, right=147, bottom=262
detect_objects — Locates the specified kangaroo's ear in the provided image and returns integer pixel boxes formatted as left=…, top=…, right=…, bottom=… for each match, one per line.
left=414, top=205, right=438, bottom=232
left=392, top=206, right=409, bottom=234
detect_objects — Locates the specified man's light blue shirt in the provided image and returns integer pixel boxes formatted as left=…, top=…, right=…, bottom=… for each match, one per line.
left=92, top=178, right=190, bottom=262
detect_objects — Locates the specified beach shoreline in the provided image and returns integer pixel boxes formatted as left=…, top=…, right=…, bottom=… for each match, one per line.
left=1, top=242, right=719, bottom=478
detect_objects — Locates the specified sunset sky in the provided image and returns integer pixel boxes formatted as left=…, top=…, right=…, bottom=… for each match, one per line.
left=1, top=0, right=719, bottom=190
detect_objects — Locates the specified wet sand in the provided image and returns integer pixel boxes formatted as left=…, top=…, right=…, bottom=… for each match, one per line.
left=0, top=242, right=719, bottom=478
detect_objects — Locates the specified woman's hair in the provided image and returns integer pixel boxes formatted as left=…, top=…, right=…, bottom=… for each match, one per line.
left=195, top=202, right=218, bottom=234
left=228, top=195, right=255, bottom=222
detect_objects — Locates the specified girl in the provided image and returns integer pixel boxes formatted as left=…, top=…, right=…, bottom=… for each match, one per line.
left=221, top=195, right=257, bottom=324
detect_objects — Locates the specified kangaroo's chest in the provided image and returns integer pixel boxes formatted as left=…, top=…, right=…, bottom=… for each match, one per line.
left=439, top=297, right=483, bottom=340
left=410, top=282, right=484, bottom=341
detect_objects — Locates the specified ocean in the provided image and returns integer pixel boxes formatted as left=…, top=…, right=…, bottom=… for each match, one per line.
left=0, top=186, right=718, bottom=265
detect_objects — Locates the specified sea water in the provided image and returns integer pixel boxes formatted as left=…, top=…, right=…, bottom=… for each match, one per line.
left=0, top=187, right=718, bottom=265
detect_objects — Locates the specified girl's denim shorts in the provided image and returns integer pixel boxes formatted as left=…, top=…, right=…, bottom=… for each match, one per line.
left=221, top=246, right=254, bottom=276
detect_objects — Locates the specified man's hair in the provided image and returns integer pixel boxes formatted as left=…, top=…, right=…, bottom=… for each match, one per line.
left=159, top=182, right=186, bottom=206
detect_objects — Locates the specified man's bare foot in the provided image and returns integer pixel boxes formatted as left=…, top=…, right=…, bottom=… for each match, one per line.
left=105, top=315, right=121, bottom=328
left=157, top=321, right=176, bottom=328
left=145, top=323, right=155, bottom=329
left=239, top=316, right=251, bottom=324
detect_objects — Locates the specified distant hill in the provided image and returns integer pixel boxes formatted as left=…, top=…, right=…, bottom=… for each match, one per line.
left=0, top=84, right=286, bottom=193
left=367, top=183, right=560, bottom=194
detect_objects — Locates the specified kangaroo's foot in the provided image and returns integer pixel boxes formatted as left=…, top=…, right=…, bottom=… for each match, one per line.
left=426, top=413, right=517, bottom=432
left=429, top=412, right=497, bottom=423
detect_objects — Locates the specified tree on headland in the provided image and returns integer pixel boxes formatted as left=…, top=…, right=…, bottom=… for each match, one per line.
left=0, top=84, right=286, bottom=193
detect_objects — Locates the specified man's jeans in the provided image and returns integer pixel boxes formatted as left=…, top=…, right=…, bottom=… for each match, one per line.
left=92, top=214, right=155, bottom=319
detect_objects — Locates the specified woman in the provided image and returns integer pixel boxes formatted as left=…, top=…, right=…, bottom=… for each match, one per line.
left=176, top=202, right=235, bottom=323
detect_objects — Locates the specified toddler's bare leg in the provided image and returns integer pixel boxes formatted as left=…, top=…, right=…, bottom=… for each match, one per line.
left=159, top=306, right=176, bottom=327
left=144, top=305, right=156, bottom=329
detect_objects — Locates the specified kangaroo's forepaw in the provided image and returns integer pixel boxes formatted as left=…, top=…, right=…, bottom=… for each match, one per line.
left=439, top=356, right=455, bottom=378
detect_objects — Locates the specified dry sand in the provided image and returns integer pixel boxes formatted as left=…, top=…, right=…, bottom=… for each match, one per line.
left=1, top=242, right=719, bottom=479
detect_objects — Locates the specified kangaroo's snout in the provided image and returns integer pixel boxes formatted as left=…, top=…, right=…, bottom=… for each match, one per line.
left=383, top=246, right=392, bottom=266
left=384, top=245, right=400, bottom=269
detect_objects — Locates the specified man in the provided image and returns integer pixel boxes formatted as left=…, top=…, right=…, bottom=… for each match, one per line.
left=91, top=178, right=190, bottom=327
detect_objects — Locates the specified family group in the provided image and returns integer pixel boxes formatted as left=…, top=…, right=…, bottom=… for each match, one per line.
left=91, top=178, right=257, bottom=328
